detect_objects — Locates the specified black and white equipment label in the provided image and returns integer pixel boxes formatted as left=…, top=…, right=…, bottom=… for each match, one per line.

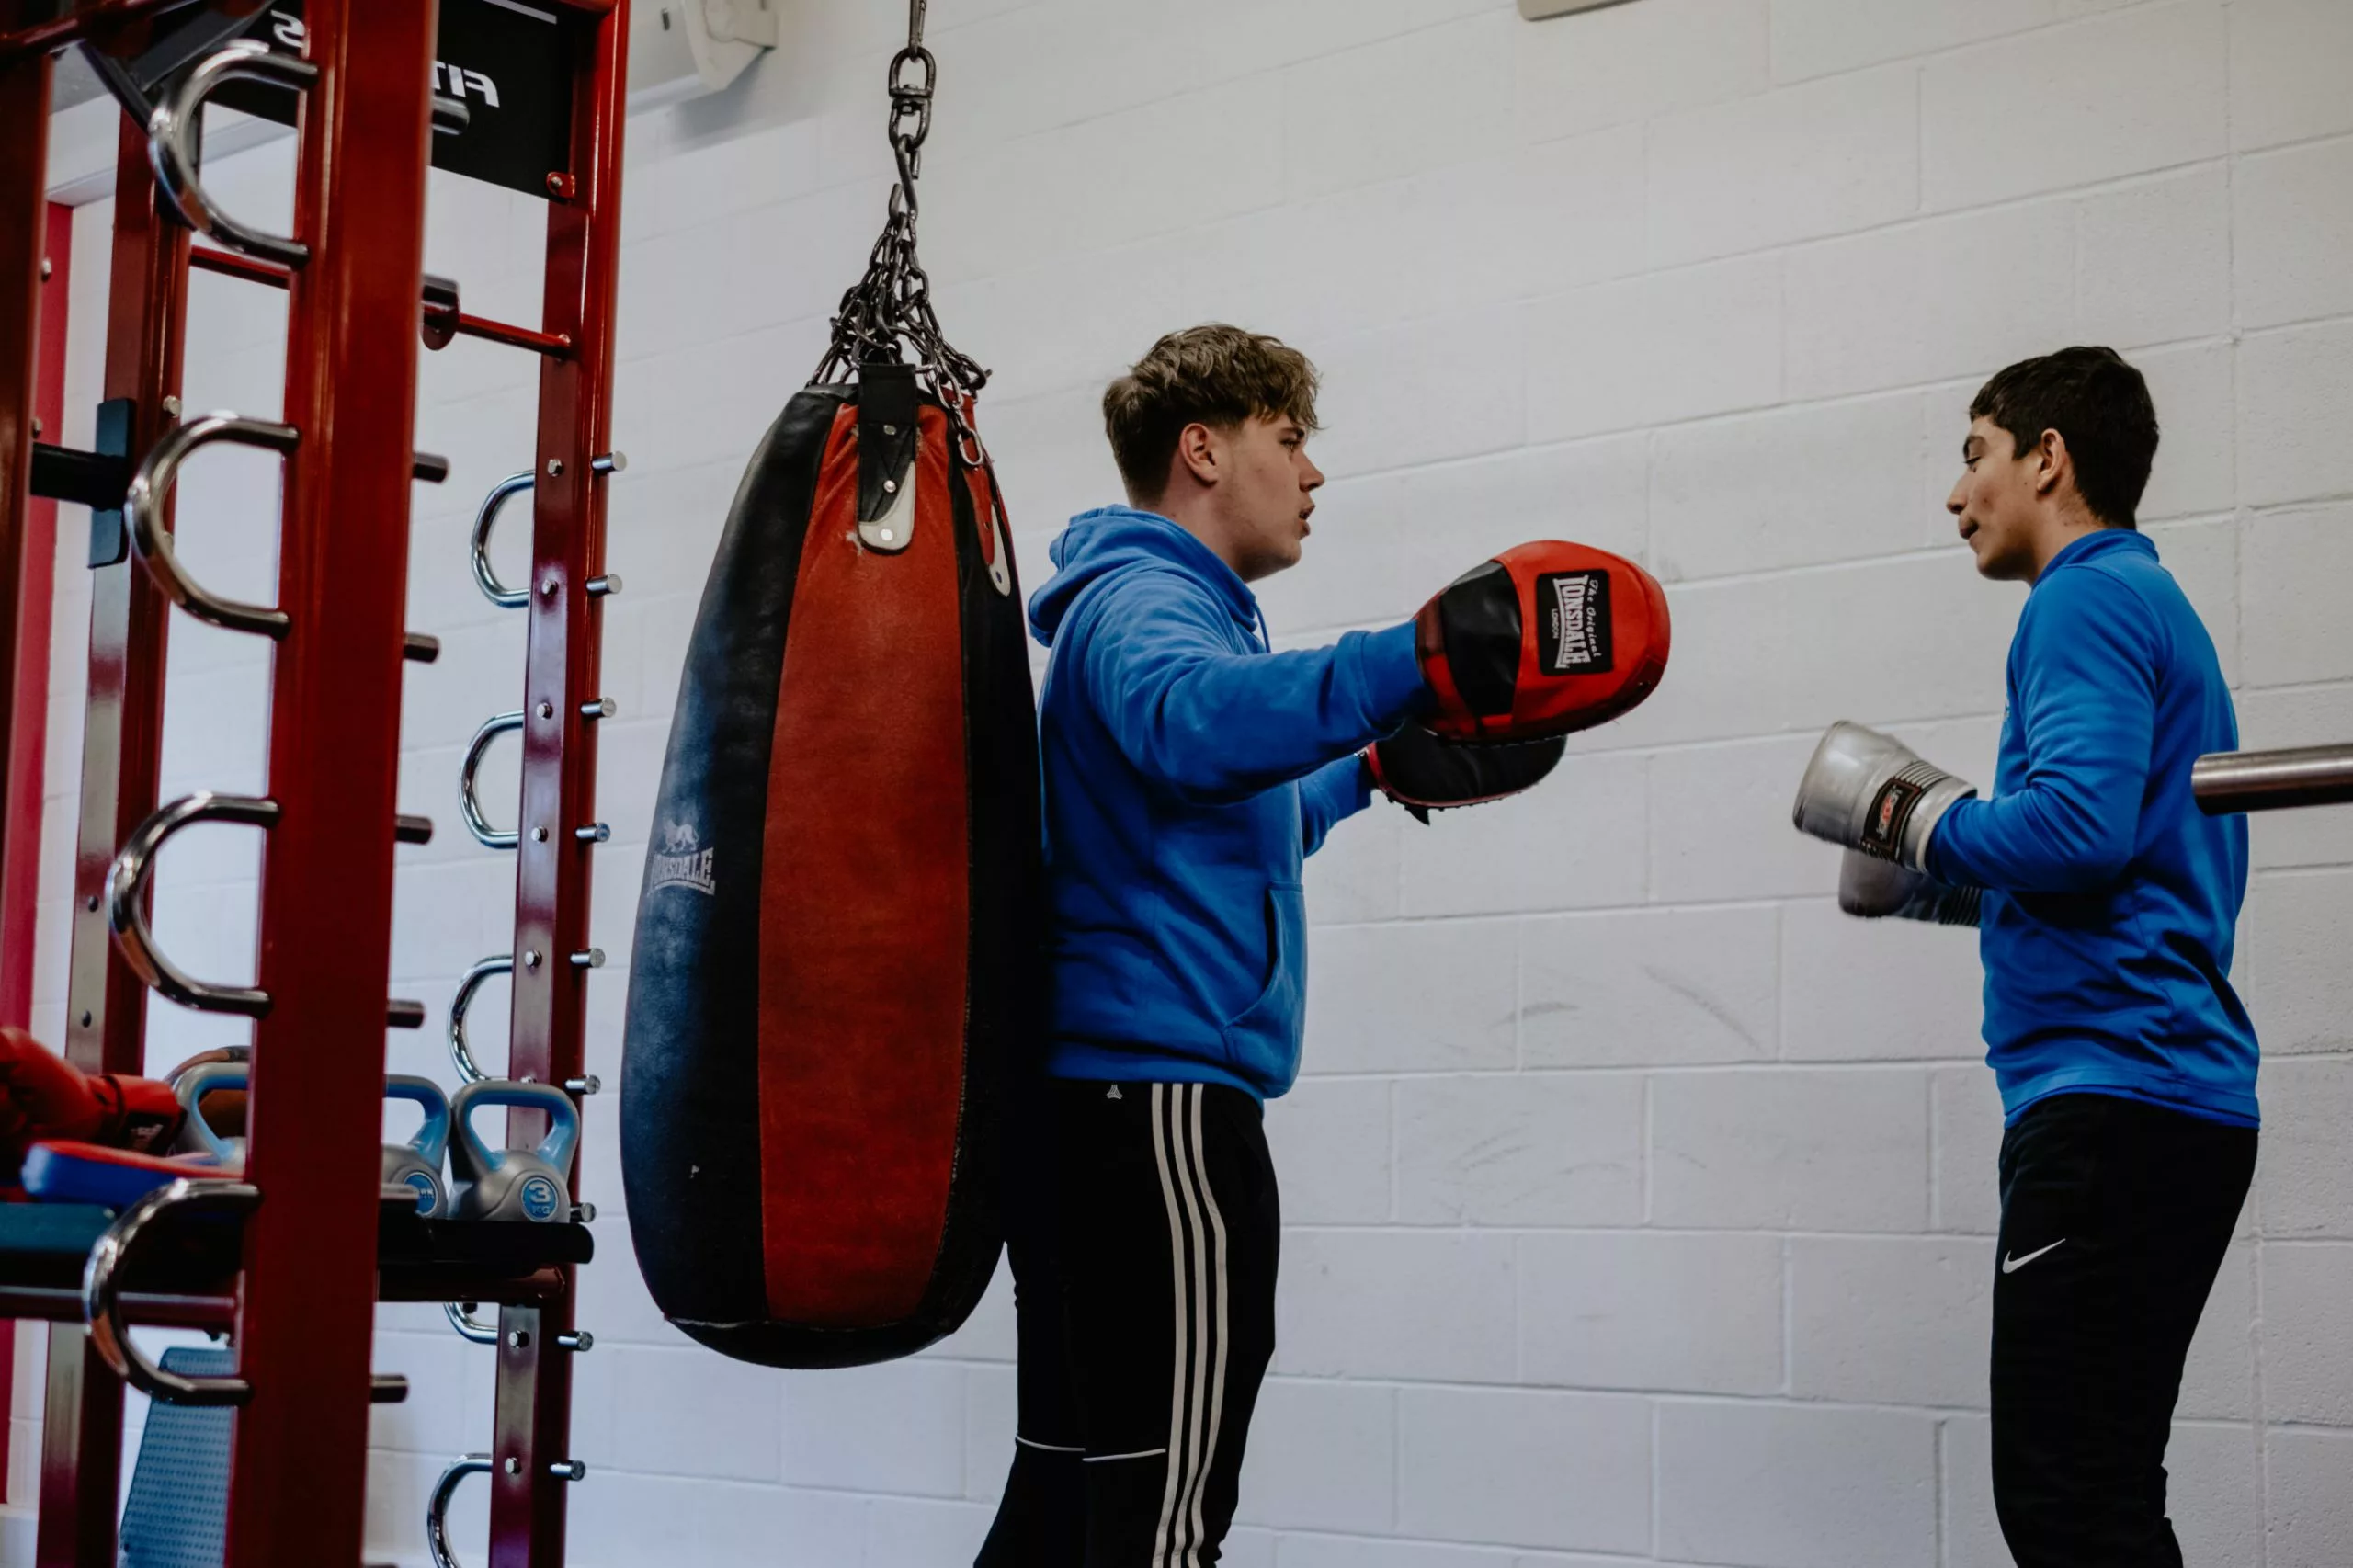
left=1861, top=777, right=1923, bottom=860
left=1537, top=570, right=1614, bottom=676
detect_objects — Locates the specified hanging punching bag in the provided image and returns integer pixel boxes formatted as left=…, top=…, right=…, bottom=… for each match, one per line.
left=620, top=16, right=1040, bottom=1369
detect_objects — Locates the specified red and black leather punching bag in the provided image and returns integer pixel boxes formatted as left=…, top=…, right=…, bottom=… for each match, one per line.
left=620, top=362, right=1040, bottom=1368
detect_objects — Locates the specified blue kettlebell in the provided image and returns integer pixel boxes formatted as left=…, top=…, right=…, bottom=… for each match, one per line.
left=174, top=1062, right=248, bottom=1165
left=382, top=1075, right=452, bottom=1217
left=176, top=1065, right=453, bottom=1216
left=447, top=1081, right=578, bottom=1224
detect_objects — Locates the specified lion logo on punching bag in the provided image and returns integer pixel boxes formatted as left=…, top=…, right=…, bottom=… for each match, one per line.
left=649, top=821, right=717, bottom=896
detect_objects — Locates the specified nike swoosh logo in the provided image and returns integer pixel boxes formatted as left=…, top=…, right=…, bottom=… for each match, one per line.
left=2002, top=1239, right=2066, bottom=1274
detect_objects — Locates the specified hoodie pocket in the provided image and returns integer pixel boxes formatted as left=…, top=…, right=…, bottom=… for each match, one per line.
left=1221, top=881, right=1306, bottom=1082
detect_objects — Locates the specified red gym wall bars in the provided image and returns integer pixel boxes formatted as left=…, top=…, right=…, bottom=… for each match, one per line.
left=0, top=2, right=631, bottom=1563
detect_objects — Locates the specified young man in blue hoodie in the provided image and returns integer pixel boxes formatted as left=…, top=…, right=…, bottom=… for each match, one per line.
left=1792, top=347, right=2256, bottom=1568
left=976, top=325, right=1664, bottom=1566
left=971, top=324, right=1427, bottom=1568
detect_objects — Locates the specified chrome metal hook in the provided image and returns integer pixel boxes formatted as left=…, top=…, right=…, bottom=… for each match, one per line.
left=448, top=955, right=512, bottom=1085
left=84, top=1178, right=260, bottom=1405
left=459, top=712, right=526, bottom=850
left=444, top=1301, right=499, bottom=1345
left=123, top=413, right=300, bottom=639
left=426, top=1453, right=493, bottom=1568
left=472, top=453, right=622, bottom=609
left=148, top=41, right=319, bottom=267
left=107, top=793, right=279, bottom=1017
left=468, top=471, right=535, bottom=608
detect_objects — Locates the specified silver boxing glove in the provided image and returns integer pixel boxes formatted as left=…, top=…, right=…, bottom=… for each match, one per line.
left=1838, top=850, right=1983, bottom=926
left=1791, top=721, right=1976, bottom=872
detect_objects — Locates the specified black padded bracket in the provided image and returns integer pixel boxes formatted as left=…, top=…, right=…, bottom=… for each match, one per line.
left=81, top=398, right=137, bottom=568
left=30, top=440, right=131, bottom=512
left=856, top=362, right=920, bottom=525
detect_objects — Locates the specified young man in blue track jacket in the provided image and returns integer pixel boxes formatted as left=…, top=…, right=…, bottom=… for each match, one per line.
left=1793, top=347, right=2256, bottom=1568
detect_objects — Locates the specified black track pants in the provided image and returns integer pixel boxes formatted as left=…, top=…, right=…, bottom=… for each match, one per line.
left=1991, top=1092, right=2256, bottom=1568
left=977, top=1079, right=1279, bottom=1568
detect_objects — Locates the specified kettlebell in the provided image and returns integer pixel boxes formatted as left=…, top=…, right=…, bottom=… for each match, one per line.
left=381, top=1075, right=452, bottom=1217
left=166, top=1045, right=249, bottom=1155
left=447, top=1080, right=578, bottom=1223
left=175, top=1065, right=453, bottom=1215
left=175, top=1062, right=248, bottom=1165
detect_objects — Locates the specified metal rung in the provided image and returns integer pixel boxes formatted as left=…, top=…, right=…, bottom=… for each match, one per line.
left=124, top=414, right=299, bottom=639
left=469, top=472, right=535, bottom=608
left=2193, top=743, right=2353, bottom=815
left=404, top=632, right=441, bottom=664
left=449, top=955, right=511, bottom=1084
left=388, top=1000, right=427, bottom=1030
left=460, top=712, right=526, bottom=848
left=148, top=41, right=317, bottom=267
left=444, top=1301, right=498, bottom=1345
left=395, top=814, right=434, bottom=846
left=413, top=451, right=451, bottom=484
left=108, top=793, right=279, bottom=1017
left=426, top=1454, right=492, bottom=1568
left=85, top=1179, right=260, bottom=1405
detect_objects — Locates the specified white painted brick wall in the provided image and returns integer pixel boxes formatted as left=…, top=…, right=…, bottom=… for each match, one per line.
left=1655, top=1400, right=1938, bottom=1568
left=21, top=1, right=2353, bottom=1562
left=1396, top=1386, right=1652, bottom=1552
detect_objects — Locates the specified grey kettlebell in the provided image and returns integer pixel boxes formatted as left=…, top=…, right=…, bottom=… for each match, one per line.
left=447, top=1080, right=578, bottom=1223
left=175, top=1063, right=452, bottom=1215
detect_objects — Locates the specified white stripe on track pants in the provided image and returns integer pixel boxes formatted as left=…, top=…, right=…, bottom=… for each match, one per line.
left=978, top=1078, right=1279, bottom=1568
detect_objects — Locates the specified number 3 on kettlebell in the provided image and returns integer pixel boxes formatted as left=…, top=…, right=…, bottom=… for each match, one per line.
left=449, top=1080, right=579, bottom=1223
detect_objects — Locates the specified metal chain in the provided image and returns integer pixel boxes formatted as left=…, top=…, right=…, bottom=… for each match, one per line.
left=813, top=0, right=989, bottom=466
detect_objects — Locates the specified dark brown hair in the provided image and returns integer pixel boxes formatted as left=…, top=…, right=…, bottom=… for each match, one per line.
left=1970, top=346, right=2159, bottom=528
left=1102, top=324, right=1320, bottom=501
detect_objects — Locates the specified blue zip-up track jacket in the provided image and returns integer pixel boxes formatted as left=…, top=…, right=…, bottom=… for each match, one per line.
left=1029, top=507, right=1429, bottom=1099
left=1927, top=528, right=2258, bottom=1126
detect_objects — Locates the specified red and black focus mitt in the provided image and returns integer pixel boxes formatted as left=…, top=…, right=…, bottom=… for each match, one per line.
left=1415, top=541, right=1669, bottom=743
left=0, top=1027, right=183, bottom=1187
left=1367, top=724, right=1565, bottom=824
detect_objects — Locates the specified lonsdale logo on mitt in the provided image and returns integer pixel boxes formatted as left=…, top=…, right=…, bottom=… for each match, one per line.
left=1415, top=541, right=1670, bottom=743
left=1539, top=570, right=1614, bottom=675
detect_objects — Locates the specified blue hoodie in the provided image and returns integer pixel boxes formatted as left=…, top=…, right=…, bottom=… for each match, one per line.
left=1927, top=528, right=2257, bottom=1126
left=1028, top=506, right=1429, bottom=1098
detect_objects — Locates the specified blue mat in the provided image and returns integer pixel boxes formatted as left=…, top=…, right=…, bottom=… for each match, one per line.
left=119, top=1346, right=234, bottom=1568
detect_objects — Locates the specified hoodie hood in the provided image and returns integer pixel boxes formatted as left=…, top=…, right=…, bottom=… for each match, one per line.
left=1029, top=506, right=1261, bottom=649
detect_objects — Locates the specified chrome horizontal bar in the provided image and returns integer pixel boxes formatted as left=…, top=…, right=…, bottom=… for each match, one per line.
left=2192, top=744, right=2353, bottom=815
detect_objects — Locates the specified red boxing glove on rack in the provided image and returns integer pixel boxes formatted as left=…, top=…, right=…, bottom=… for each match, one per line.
left=0, top=1027, right=184, bottom=1190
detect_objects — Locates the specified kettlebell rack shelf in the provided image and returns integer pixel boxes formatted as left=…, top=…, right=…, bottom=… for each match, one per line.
left=0, top=2, right=630, bottom=1564
left=0, top=1199, right=594, bottom=1332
